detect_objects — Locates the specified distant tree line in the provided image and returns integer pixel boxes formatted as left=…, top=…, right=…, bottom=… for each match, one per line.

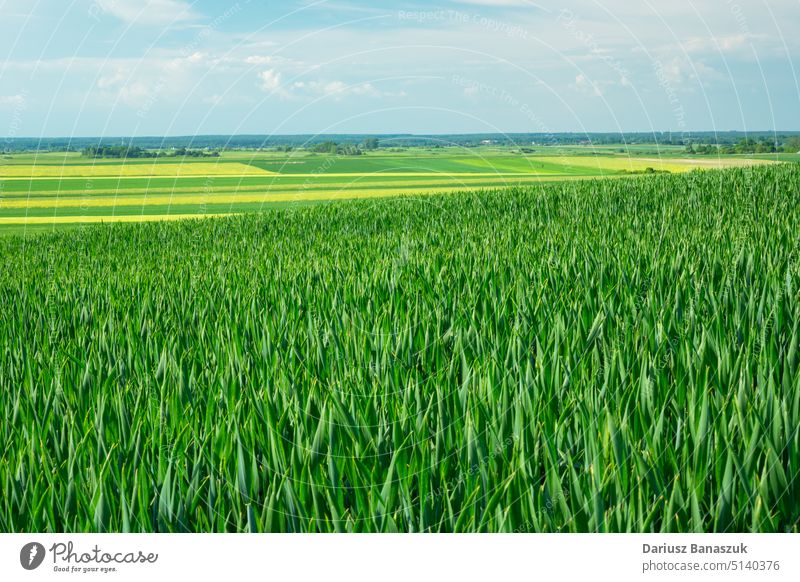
left=83, top=145, right=157, bottom=158
left=168, top=147, right=220, bottom=158
left=82, top=145, right=220, bottom=159
left=686, top=136, right=800, bottom=155
left=309, top=140, right=378, bottom=155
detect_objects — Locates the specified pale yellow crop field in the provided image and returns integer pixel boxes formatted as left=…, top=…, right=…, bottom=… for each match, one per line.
left=0, top=187, right=489, bottom=209
left=2, top=174, right=601, bottom=198
left=0, top=162, right=273, bottom=178
left=531, top=156, right=776, bottom=173
left=0, top=213, right=231, bottom=225
left=0, top=175, right=636, bottom=210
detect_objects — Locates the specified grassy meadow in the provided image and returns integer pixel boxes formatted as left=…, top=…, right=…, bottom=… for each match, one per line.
left=1, top=163, right=798, bottom=532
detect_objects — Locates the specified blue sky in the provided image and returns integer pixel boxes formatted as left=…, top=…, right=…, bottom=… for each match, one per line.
left=1, top=0, right=798, bottom=137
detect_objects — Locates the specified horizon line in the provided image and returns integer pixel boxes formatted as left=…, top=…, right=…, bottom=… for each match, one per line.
left=5, top=129, right=800, bottom=141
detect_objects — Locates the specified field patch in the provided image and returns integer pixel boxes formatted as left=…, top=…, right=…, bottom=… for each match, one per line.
left=0, top=213, right=230, bottom=225
left=0, top=162, right=274, bottom=179
left=531, top=155, right=776, bottom=173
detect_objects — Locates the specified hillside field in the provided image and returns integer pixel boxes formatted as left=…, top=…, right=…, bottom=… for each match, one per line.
left=1, top=164, right=797, bottom=532
left=0, top=147, right=776, bottom=234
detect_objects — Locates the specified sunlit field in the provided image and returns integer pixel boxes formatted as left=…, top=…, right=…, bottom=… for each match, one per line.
left=1, top=164, right=797, bottom=532
left=0, top=147, right=777, bottom=231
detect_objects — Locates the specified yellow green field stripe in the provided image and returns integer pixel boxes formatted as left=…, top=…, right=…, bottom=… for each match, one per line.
left=0, top=180, right=608, bottom=209
left=3, top=175, right=588, bottom=197
left=0, top=213, right=231, bottom=225
left=0, top=162, right=274, bottom=178
left=0, top=170, right=566, bottom=181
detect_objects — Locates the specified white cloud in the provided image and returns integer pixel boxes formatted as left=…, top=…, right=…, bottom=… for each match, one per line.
left=0, top=94, right=26, bottom=107
left=258, top=69, right=284, bottom=93
left=573, top=74, right=603, bottom=96
left=319, top=80, right=347, bottom=96
left=245, top=55, right=274, bottom=66
left=96, top=0, right=196, bottom=26
left=334, top=81, right=381, bottom=97
left=94, top=54, right=206, bottom=108
left=118, top=81, right=160, bottom=108
left=674, top=33, right=788, bottom=60
left=292, top=80, right=399, bottom=100
left=203, top=94, right=223, bottom=105
left=258, top=69, right=398, bottom=100
left=185, top=52, right=206, bottom=64
left=692, top=60, right=724, bottom=82
left=683, top=34, right=749, bottom=54
left=654, top=57, right=724, bottom=89
left=97, top=69, right=161, bottom=107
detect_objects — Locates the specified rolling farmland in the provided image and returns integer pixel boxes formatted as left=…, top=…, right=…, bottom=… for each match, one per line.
left=1, top=163, right=797, bottom=532
left=3, top=0, right=800, bottom=575
left=0, top=148, right=776, bottom=233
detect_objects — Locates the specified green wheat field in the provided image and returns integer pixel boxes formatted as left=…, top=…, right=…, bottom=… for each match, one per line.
left=1, top=161, right=797, bottom=532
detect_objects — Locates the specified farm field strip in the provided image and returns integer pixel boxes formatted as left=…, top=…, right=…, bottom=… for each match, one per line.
left=0, top=202, right=309, bottom=218
left=0, top=173, right=569, bottom=193
left=0, top=162, right=274, bottom=178
left=0, top=175, right=617, bottom=201
left=529, top=155, right=776, bottom=172
left=1, top=186, right=531, bottom=209
left=0, top=170, right=563, bottom=181
left=0, top=202, right=310, bottom=220
left=0, top=213, right=231, bottom=225
left=0, top=172, right=594, bottom=194
left=0, top=176, right=586, bottom=198
left=1, top=153, right=772, bottom=181
left=243, top=154, right=777, bottom=175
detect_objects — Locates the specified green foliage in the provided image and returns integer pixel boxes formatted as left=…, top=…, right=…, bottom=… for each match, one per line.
left=0, top=165, right=798, bottom=532
left=716, top=138, right=783, bottom=155
left=309, top=141, right=362, bottom=156
left=784, top=136, right=800, bottom=153
left=82, top=145, right=220, bottom=159
left=83, top=145, right=158, bottom=159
